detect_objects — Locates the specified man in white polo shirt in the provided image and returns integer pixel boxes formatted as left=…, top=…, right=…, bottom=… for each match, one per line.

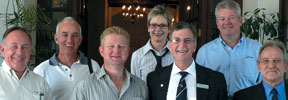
left=33, top=17, right=100, bottom=100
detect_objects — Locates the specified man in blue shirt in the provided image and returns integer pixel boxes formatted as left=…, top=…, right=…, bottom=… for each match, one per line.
left=233, top=41, right=288, bottom=100
left=196, top=1, right=262, bottom=99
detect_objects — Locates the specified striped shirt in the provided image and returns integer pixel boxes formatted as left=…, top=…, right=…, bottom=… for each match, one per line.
left=131, top=39, right=174, bottom=82
left=72, top=66, right=149, bottom=100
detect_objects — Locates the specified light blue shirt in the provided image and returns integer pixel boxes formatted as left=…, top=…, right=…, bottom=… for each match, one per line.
left=196, top=34, right=262, bottom=98
left=263, top=81, right=286, bottom=100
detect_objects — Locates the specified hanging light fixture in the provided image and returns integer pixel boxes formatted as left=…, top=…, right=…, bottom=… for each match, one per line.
left=122, top=0, right=145, bottom=23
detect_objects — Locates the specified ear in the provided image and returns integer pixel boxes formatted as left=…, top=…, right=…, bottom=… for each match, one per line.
left=284, top=61, right=288, bottom=73
left=257, top=62, right=261, bottom=72
left=99, top=46, right=104, bottom=57
left=0, top=44, right=5, bottom=56
left=54, top=34, right=59, bottom=44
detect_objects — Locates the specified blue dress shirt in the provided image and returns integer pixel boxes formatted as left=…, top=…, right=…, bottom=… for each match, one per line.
left=263, top=81, right=286, bottom=100
left=196, top=34, right=262, bottom=98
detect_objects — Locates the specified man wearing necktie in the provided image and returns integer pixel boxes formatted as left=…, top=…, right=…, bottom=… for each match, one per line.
left=233, top=41, right=288, bottom=100
left=147, top=22, right=227, bottom=100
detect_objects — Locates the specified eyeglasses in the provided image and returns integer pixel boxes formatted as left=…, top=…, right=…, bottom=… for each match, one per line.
left=260, top=58, right=283, bottom=65
left=171, top=38, right=194, bottom=44
left=149, top=24, right=169, bottom=29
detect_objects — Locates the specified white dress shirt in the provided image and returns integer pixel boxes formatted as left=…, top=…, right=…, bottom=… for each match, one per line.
left=0, top=61, right=51, bottom=100
left=131, top=39, right=174, bottom=82
left=167, top=60, right=197, bottom=100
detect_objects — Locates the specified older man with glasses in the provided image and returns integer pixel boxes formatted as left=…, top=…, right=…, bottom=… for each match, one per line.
left=130, top=5, right=174, bottom=82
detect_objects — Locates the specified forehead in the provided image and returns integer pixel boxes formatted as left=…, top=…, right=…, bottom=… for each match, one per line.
left=260, top=47, right=284, bottom=58
left=172, top=28, right=194, bottom=38
left=103, top=33, right=128, bottom=44
left=58, top=21, right=80, bottom=33
left=217, top=8, right=239, bottom=17
left=5, top=30, right=31, bottom=44
left=150, top=15, right=168, bottom=24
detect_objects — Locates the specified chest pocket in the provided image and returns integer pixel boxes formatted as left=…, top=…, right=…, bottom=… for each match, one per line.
left=237, top=56, right=259, bottom=80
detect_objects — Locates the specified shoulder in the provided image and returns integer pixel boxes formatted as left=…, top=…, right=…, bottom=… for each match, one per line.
left=198, top=39, right=219, bottom=52
left=243, top=37, right=262, bottom=48
left=233, top=84, right=262, bottom=98
left=130, top=74, right=148, bottom=88
left=34, top=60, right=52, bottom=72
left=196, top=64, right=224, bottom=78
left=132, top=45, right=147, bottom=57
left=147, top=64, right=172, bottom=80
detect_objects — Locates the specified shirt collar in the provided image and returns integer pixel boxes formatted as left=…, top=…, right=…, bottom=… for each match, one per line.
left=96, top=65, right=131, bottom=82
left=2, top=60, right=29, bottom=78
left=49, top=51, right=88, bottom=65
left=171, top=59, right=196, bottom=76
left=263, top=81, right=286, bottom=98
left=143, top=39, right=169, bottom=55
left=218, top=33, right=245, bottom=47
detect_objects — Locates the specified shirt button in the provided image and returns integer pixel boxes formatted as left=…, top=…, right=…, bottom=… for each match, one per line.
left=69, top=74, right=72, bottom=77
left=65, top=68, right=68, bottom=71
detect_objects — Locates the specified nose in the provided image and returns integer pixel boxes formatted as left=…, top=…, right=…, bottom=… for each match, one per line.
left=16, top=47, right=24, bottom=54
left=178, top=40, right=186, bottom=48
left=225, top=19, right=232, bottom=24
left=113, top=46, right=121, bottom=54
left=67, top=35, right=73, bottom=42
left=267, top=60, right=276, bottom=68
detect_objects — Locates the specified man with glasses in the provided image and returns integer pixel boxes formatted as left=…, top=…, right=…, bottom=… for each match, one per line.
left=147, top=22, right=227, bottom=100
left=233, top=41, right=288, bottom=100
left=131, top=5, right=174, bottom=82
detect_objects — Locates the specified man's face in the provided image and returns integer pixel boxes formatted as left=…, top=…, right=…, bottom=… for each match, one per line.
left=148, top=15, right=170, bottom=43
left=169, top=29, right=196, bottom=62
left=0, top=30, right=32, bottom=72
left=216, top=8, right=242, bottom=36
left=258, top=47, right=288, bottom=83
left=99, top=34, right=130, bottom=66
left=55, top=20, right=82, bottom=55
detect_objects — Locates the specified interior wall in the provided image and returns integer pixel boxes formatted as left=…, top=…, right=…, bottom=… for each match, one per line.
left=87, top=0, right=105, bottom=65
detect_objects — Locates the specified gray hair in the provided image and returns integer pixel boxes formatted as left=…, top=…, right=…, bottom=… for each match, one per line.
left=169, top=22, right=197, bottom=42
left=215, top=0, right=241, bottom=20
left=147, top=5, right=173, bottom=26
left=257, top=41, right=287, bottom=64
left=2, top=26, right=31, bottom=46
left=56, top=16, right=82, bottom=36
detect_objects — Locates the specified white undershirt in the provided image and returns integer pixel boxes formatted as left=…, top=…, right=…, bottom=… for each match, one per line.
left=167, top=60, right=197, bottom=100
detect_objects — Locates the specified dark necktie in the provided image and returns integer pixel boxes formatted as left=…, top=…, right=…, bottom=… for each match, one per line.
left=176, top=71, right=188, bottom=100
left=271, top=88, right=278, bottom=100
left=150, top=49, right=169, bottom=71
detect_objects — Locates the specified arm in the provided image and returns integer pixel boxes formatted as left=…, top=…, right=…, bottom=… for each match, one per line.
left=71, top=81, right=87, bottom=100
left=43, top=80, right=52, bottom=100
left=130, top=52, right=140, bottom=76
left=195, top=48, right=206, bottom=66
left=218, top=73, right=227, bottom=100
left=91, top=59, right=100, bottom=71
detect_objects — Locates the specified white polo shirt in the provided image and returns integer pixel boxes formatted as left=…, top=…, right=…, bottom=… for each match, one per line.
left=33, top=51, right=100, bottom=100
left=0, top=61, right=51, bottom=100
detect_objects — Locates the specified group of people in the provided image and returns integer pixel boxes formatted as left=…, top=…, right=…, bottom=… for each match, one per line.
left=0, top=0, right=287, bottom=100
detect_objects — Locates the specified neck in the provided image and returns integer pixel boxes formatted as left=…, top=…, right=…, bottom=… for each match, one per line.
left=175, top=59, right=193, bottom=70
left=15, top=70, right=25, bottom=79
left=151, top=39, right=167, bottom=52
left=264, top=79, right=284, bottom=88
left=57, top=53, right=79, bottom=68
left=104, top=64, right=126, bottom=95
left=221, top=33, right=241, bottom=48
